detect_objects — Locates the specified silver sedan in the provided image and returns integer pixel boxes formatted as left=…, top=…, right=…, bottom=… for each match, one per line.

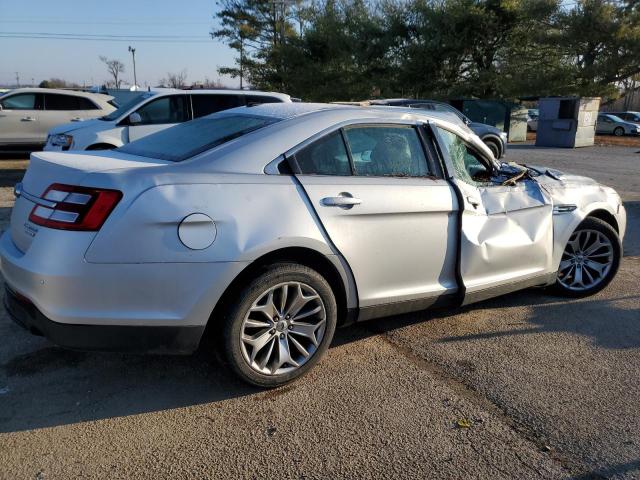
left=1, top=103, right=626, bottom=387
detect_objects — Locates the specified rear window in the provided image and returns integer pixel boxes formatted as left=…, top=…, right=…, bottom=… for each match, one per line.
left=118, top=114, right=279, bottom=162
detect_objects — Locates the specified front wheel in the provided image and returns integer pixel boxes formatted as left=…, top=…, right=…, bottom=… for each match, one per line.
left=484, top=139, right=501, bottom=159
left=222, top=263, right=337, bottom=387
left=551, top=218, right=621, bottom=297
left=613, top=127, right=624, bottom=137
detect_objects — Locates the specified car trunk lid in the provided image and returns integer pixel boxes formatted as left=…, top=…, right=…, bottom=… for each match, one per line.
left=11, top=151, right=167, bottom=253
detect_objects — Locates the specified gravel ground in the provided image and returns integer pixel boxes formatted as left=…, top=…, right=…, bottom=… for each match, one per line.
left=0, top=146, right=638, bottom=479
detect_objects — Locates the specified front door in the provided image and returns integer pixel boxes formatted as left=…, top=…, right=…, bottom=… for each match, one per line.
left=432, top=125, right=554, bottom=303
left=0, top=92, right=43, bottom=145
left=127, top=94, right=190, bottom=142
left=292, top=124, right=458, bottom=311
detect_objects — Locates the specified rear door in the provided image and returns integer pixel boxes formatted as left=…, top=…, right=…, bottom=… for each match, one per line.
left=42, top=94, right=98, bottom=139
left=432, top=125, right=553, bottom=302
left=292, top=122, right=458, bottom=311
left=127, top=94, right=190, bottom=141
left=0, top=92, right=44, bottom=144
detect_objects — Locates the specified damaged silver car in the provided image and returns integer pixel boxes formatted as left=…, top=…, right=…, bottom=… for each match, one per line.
left=1, top=103, right=626, bottom=387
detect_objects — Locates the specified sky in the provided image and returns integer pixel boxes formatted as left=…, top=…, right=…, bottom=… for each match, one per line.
left=0, top=0, right=237, bottom=88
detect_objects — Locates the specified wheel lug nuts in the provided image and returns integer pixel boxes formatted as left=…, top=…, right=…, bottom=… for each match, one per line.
left=288, top=325, right=293, bottom=330
left=270, top=329, right=275, bottom=334
left=280, top=333, right=285, bottom=339
left=286, top=315, right=290, bottom=319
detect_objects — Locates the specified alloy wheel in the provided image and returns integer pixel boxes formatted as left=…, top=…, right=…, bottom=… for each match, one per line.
left=557, top=229, right=614, bottom=291
left=240, top=281, right=327, bottom=375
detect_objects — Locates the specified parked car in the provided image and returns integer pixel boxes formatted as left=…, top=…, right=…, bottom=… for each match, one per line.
left=607, top=111, right=640, bottom=125
left=2, top=103, right=625, bottom=387
left=44, top=89, right=292, bottom=151
left=369, top=98, right=508, bottom=158
left=527, top=109, right=539, bottom=132
left=0, top=88, right=116, bottom=150
left=596, top=113, right=640, bottom=136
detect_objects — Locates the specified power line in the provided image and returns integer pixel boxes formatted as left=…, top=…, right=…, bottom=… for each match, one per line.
left=1, top=31, right=207, bottom=39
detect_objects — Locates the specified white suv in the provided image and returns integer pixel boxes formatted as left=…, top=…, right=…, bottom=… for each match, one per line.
left=44, top=89, right=292, bottom=151
left=0, top=88, right=116, bottom=150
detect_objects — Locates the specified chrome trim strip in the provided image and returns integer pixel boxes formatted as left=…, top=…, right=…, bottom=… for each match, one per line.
left=14, top=184, right=58, bottom=209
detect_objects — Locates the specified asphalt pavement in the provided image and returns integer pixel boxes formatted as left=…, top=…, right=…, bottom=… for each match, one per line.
left=0, top=145, right=638, bottom=479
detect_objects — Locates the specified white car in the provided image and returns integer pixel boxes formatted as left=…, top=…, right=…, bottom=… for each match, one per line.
left=0, top=88, right=116, bottom=150
left=44, top=89, right=292, bottom=152
left=1, top=103, right=626, bottom=387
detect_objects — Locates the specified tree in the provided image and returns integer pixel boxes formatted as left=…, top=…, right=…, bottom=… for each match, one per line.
left=549, top=0, right=640, bottom=97
left=212, top=0, right=307, bottom=89
left=38, top=78, right=80, bottom=89
left=161, top=70, right=188, bottom=88
left=99, top=56, right=125, bottom=88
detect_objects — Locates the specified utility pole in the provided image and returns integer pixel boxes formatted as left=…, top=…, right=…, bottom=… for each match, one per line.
left=128, top=46, right=138, bottom=89
left=15, top=72, right=20, bottom=87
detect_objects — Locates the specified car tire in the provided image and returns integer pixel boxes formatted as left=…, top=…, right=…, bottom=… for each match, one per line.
left=550, top=217, right=621, bottom=298
left=613, top=127, right=624, bottom=137
left=222, top=262, right=337, bottom=388
left=484, top=139, right=501, bottom=158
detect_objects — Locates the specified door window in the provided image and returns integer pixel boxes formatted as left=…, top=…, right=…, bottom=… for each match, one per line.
left=44, top=94, right=98, bottom=110
left=344, top=126, right=430, bottom=177
left=134, top=95, right=189, bottom=125
left=191, top=94, right=241, bottom=118
left=1, top=93, right=40, bottom=110
left=295, top=131, right=351, bottom=176
left=435, top=127, right=491, bottom=186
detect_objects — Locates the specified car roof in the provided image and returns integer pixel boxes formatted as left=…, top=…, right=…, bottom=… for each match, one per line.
left=150, top=88, right=291, bottom=101
left=4, top=87, right=114, bottom=101
left=224, top=102, right=466, bottom=126
left=370, top=98, right=449, bottom=105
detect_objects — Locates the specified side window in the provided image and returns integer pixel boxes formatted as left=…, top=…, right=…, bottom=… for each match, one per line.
left=135, top=95, right=189, bottom=125
left=191, top=94, right=241, bottom=118
left=45, top=94, right=97, bottom=110
left=295, top=131, right=351, bottom=176
left=1, top=93, right=39, bottom=110
left=435, top=127, right=491, bottom=187
left=245, top=95, right=282, bottom=106
left=344, top=126, right=430, bottom=177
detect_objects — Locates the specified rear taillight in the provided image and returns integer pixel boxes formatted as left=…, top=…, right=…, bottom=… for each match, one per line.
left=29, top=183, right=122, bottom=231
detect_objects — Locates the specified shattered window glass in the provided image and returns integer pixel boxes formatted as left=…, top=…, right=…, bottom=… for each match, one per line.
left=435, top=127, right=490, bottom=186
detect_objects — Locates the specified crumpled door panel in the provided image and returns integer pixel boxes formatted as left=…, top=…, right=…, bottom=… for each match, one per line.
left=458, top=179, right=554, bottom=293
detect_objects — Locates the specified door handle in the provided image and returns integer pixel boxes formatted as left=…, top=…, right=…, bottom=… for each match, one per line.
left=21, top=117, right=36, bottom=122
left=71, top=117, right=83, bottom=122
left=466, top=196, right=480, bottom=208
left=321, top=192, right=362, bottom=209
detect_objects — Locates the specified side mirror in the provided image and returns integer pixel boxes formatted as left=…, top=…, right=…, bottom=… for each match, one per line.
left=128, top=112, right=142, bottom=125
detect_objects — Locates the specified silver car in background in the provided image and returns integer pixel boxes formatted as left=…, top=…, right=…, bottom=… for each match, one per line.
left=596, top=113, right=640, bottom=136
left=0, top=88, right=116, bottom=150
left=1, top=103, right=626, bottom=387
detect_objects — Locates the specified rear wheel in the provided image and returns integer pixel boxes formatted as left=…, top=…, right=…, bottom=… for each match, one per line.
left=613, top=127, right=624, bottom=137
left=222, top=263, right=337, bottom=387
left=551, top=218, right=621, bottom=297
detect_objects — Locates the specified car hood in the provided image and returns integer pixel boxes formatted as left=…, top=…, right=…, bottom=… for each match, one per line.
left=48, top=118, right=110, bottom=135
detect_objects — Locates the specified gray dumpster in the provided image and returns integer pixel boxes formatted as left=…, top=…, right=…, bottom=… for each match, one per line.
left=535, top=97, right=600, bottom=147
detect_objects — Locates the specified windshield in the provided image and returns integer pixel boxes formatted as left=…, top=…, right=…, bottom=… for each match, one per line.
left=101, top=92, right=156, bottom=121
left=118, top=114, right=280, bottom=161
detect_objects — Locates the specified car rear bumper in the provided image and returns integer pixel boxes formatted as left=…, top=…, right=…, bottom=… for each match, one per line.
left=5, top=284, right=205, bottom=354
